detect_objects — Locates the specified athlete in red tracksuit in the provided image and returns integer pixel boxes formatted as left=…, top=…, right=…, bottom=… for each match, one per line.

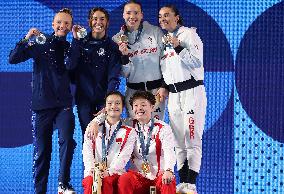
left=82, top=91, right=137, bottom=194
left=89, top=91, right=176, bottom=194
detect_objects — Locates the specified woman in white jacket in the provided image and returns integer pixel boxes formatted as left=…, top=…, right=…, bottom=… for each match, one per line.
left=158, top=4, right=207, bottom=194
left=113, top=0, right=168, bottom=120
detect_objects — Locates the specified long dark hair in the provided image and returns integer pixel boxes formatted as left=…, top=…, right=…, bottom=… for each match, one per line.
left=160, top=4, right=183, bottom=25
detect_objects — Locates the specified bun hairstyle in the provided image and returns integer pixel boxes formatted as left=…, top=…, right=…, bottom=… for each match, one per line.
left=123, top=0, right=143, bottom=12
left=54, top=8, right=73, bottom=21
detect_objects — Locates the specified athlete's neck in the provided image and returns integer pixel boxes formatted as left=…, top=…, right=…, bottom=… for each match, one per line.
left=106, top=116, right=120, bottom=126
left=92, top=31, right=105, bottom=39
left=138, top=117, right=151, bottom=125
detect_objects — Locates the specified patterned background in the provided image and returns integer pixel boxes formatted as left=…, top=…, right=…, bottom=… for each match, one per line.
left=0, top=0, right=283, bottom=193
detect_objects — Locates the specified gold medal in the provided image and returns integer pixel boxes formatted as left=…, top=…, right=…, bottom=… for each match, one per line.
left=141, top=162, right=150, bottom=173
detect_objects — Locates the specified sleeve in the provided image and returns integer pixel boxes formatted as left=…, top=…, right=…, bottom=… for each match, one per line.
left=92, top=113, right=107, bottom=124
left=82, top=133, right=96, bottom=177
left=156, top=26, right=164, bottom=52
left=9, top=39, right=32, bottom=64
left=108, top=128, right=137, bottom=175
left=160, top=124, right=176, bottom=172
left=178, top=30, right=203, bottom=69
left=107, top=42, right=122, bottom=92
left=64, top=38, right=84, bottom=70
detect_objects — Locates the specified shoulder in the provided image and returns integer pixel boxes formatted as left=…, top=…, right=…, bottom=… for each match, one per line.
left=143, top=21, right=161, bottom=33
left=153, top=118, right=169, bottom=128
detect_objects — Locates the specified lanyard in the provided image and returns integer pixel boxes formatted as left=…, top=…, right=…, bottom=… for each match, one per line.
left=137, top=119, right=155, bottom=162
left=124, top=22, right=143, bottom=45
left=101, top=120, right=122, bottom=163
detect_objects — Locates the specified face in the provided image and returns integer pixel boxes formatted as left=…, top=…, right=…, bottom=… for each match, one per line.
left=132, top=98, right=154, bottom=124
left=123, top=3, right=143, bottom=31
left=105, top=94, right=123, bottom=119
left=159, top=7, right=179, bottom=32
left=90, top=10, right=108, bottom=35
left=52, top=12, right=72, bottom=37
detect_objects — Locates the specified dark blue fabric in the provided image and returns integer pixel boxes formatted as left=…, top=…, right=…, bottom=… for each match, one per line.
left=9, top=34, right=73, bottom=111
left=65, top=33, right=121, bottom=135
left=32, top=107, right=76, bottom=194
left=65, top=33, right=121, bottom=105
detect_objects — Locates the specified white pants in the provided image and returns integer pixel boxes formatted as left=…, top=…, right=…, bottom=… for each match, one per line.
left=125, top=87, right=166, bottom=120
left=168, top=85, right=207, bottom=173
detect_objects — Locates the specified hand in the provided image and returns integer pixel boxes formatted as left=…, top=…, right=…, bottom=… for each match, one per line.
left=93, top=108, right=105, bottom=117
left=170, top=36, right=180, bottom=48
left=162, top=170, right=174, bottom=184
left=72, top=24, right=83, bottom=39
left=25, top=28, right=40, bottom=39
left=86, top=120, right=100, bottom=141
left=156, top=88, right=168, bottom=102
left=118, top=42, right=129, bottom=55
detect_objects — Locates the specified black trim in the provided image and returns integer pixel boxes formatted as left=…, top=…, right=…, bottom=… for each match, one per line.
left=168, top=79, right=203, bottom=93
left=127, top=79, right=162, bottom=91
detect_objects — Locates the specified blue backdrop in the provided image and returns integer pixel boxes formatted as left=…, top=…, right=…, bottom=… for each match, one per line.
left=0, top=0, right=283, bottom=193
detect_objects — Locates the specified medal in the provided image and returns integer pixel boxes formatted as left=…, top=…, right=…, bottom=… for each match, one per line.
left=141, top=162, right=150, bottom=173
left=118, top=34, right=128, bottom=43
left=76, top=27, right=87, bottom=39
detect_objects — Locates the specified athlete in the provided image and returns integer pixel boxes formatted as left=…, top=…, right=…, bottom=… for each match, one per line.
left=159, top=4, right=207, bottom=194
left=82, top=91, right=136, bottom=194
left=65, top=7, right=121, bottom=139
left=9, top=8, right=76, bottom=194
left=113, top=0, right=168, bottom=120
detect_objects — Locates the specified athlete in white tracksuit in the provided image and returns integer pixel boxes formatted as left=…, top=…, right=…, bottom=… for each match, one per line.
left=82, top=91, right=137, bottom=194
left=159, top=5, right=207, bottom=193
left=92, top=91, right=176, bottom=194
left=113, top=1, right=167, bottom=120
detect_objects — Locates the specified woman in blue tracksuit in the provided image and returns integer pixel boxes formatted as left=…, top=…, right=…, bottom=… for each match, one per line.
left=9, top=8, right=76, bottom=194
left=65, top=7, right=121, bottom=139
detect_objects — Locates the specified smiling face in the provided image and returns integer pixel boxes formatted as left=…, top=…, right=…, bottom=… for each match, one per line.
left=132, top=98, right=154, bottom=124
left=158, top=7, right=179, bottom=32
left=105, top=94, right=123, bottom=120
left=52, top=12, right=72, bottom=37
left=89, top=10, right=108, bottom=38
left=123, top=3, right=143, bottom=31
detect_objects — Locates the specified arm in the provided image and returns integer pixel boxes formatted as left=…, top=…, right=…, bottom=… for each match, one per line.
left=82, top=132, right=96, bottom=177
left=161, top=125, right=176, bottom=172
left=9, top=40, right=31, bottom=64
left=107, top=43, right=122, bottom=92
left=64, top=25, right=85, bottom=70
left=9, top=28, right=42, bottom=64
left=175, top=30, right=203, bottom=69
left=64, top=38, right=84, bottom=70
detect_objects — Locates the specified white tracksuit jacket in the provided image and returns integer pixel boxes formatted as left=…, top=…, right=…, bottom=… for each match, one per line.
left=112, top=21, right=165, bottom=119
left=82, top=120, right=137, bottom=177
left=93, top=115, right=176, bottom=180
left=160, top=26, right=207, bottom=173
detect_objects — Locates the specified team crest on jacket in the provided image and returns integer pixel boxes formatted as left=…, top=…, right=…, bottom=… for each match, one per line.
left=97, top=48, right=105, bottom=56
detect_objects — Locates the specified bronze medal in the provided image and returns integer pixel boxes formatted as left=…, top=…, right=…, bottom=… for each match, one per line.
left=118, top=34, right=128, bottom=43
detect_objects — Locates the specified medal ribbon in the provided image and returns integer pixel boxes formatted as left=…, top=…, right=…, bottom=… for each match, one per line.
left=102, top=120, right=123, bottom=164
left=137, top=119, right=155, bottom=162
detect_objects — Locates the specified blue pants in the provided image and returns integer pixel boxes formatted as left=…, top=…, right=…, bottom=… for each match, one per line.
left=77, top=100, right=104, bottom=138
left=32, top=107, right=76, bottom=194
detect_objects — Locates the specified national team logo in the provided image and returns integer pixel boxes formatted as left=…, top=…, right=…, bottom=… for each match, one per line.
left=97, top=48, right=105, bottom=56
left=187, top=109, right=195, bottom=114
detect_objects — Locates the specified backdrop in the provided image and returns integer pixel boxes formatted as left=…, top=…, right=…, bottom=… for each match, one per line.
left=0, top=0, right=283, bottom=193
